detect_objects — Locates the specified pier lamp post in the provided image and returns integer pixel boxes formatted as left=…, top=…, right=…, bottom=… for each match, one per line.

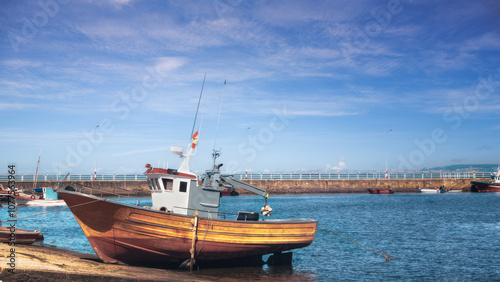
left=245, top=127, right=250, bottom=179
left=386, top=129, right=392, bottom=179
left=94, top=125, right=99, bottom=181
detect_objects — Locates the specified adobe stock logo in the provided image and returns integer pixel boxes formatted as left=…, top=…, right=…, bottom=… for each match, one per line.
left=7, top=0, right=69, bottom=53
left=340, top=0, right=406, bottom=64
left=398, top=73, right=497, bottom=170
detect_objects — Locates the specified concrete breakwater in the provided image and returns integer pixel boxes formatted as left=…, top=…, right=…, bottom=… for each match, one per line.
left=1, top=178, right=485, bottom=196
left=240, top=178, right=480, bottom=194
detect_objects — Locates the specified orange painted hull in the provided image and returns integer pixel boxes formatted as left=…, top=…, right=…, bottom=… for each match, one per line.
left=58, top=191, right=317, bottom=265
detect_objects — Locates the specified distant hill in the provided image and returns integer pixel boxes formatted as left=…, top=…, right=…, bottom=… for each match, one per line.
left=425, top=164, right=498, bottom=172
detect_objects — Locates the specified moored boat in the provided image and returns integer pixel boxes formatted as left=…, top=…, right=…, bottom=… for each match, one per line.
left=367, top=189, right=394, bottom=194
left=59, top=127, right=317, bottom=267
left=470, top=167, right=500, bottom=193
left=417, top=188, right=441, bottom=193
left=0, top=191, right=38, bottom=206
left=25, top=187, right=66, bottom=207
left=417, top=186, right=446, bottom=193
left=0, top=227, right=44, bottom=244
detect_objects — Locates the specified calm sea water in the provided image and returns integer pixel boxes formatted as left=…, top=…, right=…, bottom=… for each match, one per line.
left=3, top=193, right=499, bottom=281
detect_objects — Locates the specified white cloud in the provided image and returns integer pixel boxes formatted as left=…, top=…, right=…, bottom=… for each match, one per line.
left=154, top=57, right=187, bottom=74
left=326, top=156, right=347, bottom=171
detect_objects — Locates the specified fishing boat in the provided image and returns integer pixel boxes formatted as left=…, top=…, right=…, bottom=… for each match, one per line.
left=59, top=83, right=317, bottom=268
left=26, top=173, right=69, bottom=206
left=59, top=148, right=317, bottom=267
left=0, top=227, right=44, bottom=244
left=367, top=189, right=394, bottom=194
left=470, top=167, right=500, bottom=192
left=1, top=187, right=66, bottom=206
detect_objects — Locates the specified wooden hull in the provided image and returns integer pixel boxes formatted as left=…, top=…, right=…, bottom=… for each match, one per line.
left=470, top=181, right=500, bottom=193
left=0, top=227, right=44, bottom=244
left=58, top=191, right=317, bottom=265
left=367, top=189, right=394, bottom=194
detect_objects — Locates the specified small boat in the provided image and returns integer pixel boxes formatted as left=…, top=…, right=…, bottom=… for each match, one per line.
left=0, top=227, right=44, bottom=244
left=417, top=186, right=445, bottom=193
left=26, top=174, right=69, bottom=206
left=0, top=192, right=38, bottom=206
left=25, top=187, right=66, bottom=207
left=470, top=167, right=500, bottom=193
left=367, top=189, right=394, bottom=194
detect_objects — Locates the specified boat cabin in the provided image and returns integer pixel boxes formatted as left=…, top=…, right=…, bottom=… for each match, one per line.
left=43, top=187, right=61, bottom=200
left=144, top=164, right=221, bottom=217
left=492, top=169, right=500, bottom=183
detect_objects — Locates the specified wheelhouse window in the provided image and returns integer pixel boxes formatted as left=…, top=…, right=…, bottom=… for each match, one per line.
left=149, top=178, right=159, bottom=190
left=179, top=181, right=187, bottom=193
left=151, top=178, right=160, bottom=190
left=162, top=178, right=173, bottom=191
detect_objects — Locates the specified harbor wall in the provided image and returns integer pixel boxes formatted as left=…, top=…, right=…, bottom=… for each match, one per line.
left=1, top=178, right=485, bottom=195
left=239, top=178, right=478, bottom=194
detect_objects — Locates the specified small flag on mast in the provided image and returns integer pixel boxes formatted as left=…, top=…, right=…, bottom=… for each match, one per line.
left=191, top=131, right=199, bottom=149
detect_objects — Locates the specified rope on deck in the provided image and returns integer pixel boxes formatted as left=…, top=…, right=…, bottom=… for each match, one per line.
left=319, top=222, right=401, bottom=262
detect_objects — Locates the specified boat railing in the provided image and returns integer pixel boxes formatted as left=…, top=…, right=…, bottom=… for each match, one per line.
left=70, top=183, right=130, bottom=201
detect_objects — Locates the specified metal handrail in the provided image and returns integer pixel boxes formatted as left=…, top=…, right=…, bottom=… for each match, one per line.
left=0, top=172, right=493, bottom=181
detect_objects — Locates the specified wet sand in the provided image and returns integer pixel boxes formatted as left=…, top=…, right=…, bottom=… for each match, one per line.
left=0, top=243, right=212, bottom=281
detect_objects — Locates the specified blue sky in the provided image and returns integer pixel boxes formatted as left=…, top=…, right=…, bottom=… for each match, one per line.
left=1, top=0, right=499, bottom=175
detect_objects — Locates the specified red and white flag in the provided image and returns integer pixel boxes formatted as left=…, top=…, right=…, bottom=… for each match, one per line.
left=191, top=131, right=199, bottom=149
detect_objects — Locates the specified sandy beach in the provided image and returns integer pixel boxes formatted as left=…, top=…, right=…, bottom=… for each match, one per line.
left=0, top=243, right=212, bottom=281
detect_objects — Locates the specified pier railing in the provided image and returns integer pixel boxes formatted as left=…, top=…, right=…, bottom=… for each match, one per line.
left=0, top=172, right=492, bottom=181
left=233, top=172, right=492, bottom=180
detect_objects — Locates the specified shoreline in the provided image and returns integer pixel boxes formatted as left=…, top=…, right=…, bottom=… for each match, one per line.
left=0, top=243, right=212, bottom=281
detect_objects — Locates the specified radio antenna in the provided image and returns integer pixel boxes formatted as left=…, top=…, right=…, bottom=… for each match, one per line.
left=213, top=79, right=226, bottom=151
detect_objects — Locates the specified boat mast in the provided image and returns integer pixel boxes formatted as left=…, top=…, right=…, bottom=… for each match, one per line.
left=178, top=74, right=206, bottom=174
left=189, top=72, right=206, bottom=151
left=213, top=80, right=226, bottom=151
left=211, top=79, right=226, bottom=169
left=33, top=149, right=41, bottom=190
